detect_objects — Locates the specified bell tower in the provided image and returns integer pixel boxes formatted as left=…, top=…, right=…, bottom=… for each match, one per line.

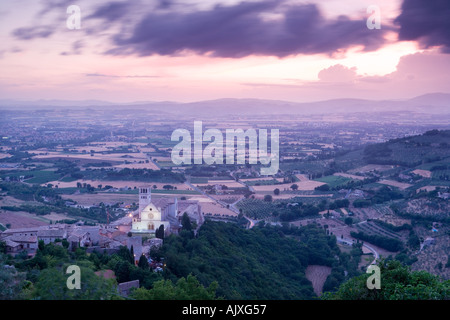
left=139, top=186, right=152, bottom=214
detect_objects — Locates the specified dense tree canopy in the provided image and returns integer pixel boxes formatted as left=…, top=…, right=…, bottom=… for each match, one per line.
left=323, top=259, right=450, bottom=300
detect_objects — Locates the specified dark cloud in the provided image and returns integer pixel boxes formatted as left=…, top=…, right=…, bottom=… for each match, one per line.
left=107, top=1, right=387, bottom=58
left=395, top=0, right=450, bottom=53
left=87, top=1, right=130, bottom=21
left=12, top=26, right=54, bottom=40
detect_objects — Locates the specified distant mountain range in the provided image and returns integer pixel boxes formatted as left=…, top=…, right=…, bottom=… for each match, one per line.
left=1, top=92, right=449, bottom=115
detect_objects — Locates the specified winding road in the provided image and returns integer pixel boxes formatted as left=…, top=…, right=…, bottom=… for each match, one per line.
left=336, top=237, right=379, bottom=265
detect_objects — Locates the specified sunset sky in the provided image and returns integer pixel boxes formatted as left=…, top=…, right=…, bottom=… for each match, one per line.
left=0, top=0, right=449, bottom=103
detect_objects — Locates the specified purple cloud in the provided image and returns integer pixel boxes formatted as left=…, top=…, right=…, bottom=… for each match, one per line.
left=108, top=1, right=387, bottom=58
left=12, top=26, right=54, bottom=40
left=395, top=0, right=450, bottom=53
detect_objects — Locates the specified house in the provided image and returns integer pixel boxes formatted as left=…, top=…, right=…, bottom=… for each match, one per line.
left=37, top=229, right=67, bottom=244
left=67, top=229, right=92, bottom=249
left=3, top=235, right=38, bottom=256
left=4, top=238, right=22, bottom=255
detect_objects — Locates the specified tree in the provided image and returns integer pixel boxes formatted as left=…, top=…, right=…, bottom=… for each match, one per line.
left=155, top=224, right=165, bottom=239
left=0, top=254, right=25, bottom=300
left=264, top=194, right=273, bottom=202
left=315, top=184, right=330, bottom=191
left=344, top=217, right=353, bottom=226
left=38, top=240, right=45, bottom=252
left=130, top=245, right=135, bottom=264
left=117, top=246, right=134, bottom=264
left=181, top=212, right=192, bottom=231
left=0, top=241, right=6, bottom=254
left=290, top=184, right=298, bottom=191
left=273, top=188, right=280, bottom=195
left=138, top=255, right=149, bottom=270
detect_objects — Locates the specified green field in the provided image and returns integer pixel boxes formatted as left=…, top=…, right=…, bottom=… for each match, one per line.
left=245, top=179, right=280, bottom=186
left=315, top=175, right=351, bottom=188
left=190, top=177, right=209, bottom=184
left=1, top=170, right=61, bottom=184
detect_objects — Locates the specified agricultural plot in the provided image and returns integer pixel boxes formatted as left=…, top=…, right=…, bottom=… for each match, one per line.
left=190, top=177, right=209, bottom=184
left=333, top=172, right=365, bottom=180
left=195, top=180, right=246, bottom=188
left=252, top=180, right=325, bottom=193
left=236, top=198, right=275, bottom=219
left=411, top=169, right=432, bottom=178
left=348, top=164, right=394, bottom=174
left=113, top=162, right=160, bottom=170
left=378, top=179, right=412, bottom=190
left=431, top=169, right=450, bottom=180
left=244, top=179, right=281, bottom=186
left=355, top=221, right=403, bottom=240
left=315, top=175, right=352, bottom=188
left=200, top=202, right=237, bottom=216
left=1, top=169, right=61, bottom=184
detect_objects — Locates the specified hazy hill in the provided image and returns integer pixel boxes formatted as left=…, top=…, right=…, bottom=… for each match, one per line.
left=1, top=93, right=449, bottom=116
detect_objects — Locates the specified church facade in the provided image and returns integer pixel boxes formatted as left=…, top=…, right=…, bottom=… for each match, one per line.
left=130, top=186, right=202, bottom=236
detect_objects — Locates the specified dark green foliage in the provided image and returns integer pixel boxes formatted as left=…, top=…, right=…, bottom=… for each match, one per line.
left=0, top=241, right=6, bottom=254
left=315, top=184, right=330, bottom=191
left=155, top=224, right=165, bottom=239
left=117, top=246, right=134, bottom=265
left=130, top=274, right=217, bottom=300
left=344, top=217, right=353, bottom=225
left=32, top=266, right=117, bottom=300
left=138, top=255, right=149, bottom=270
left=158, top=221, right=348, bottom=299
left=371, top=219, right=412, bottom=232
left=350, top=231, right=404, bottom=252
left=353, top=186, right=403, bottom=208
left=363, top=130, right=450, bottom=167
left=323, top=259, right=450, bottom=300
left=353, top=199, right=372, bottom=208
left=0, top=254, right=26, bottom=300
left=181, top=212, right=192, bottom=232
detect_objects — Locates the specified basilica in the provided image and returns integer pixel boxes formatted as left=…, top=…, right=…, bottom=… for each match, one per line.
left=130, top=186, right=202, bottom=236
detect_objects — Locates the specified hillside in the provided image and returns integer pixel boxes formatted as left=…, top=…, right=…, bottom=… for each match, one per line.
left=155, top=221, right=363, bottom=299
left=363, top=130, right=450, bottom=167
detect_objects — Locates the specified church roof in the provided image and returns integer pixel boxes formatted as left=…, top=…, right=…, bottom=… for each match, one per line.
left=141, top=202, right=161, bottom=213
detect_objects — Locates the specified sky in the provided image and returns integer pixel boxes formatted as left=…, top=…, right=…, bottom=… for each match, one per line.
left=0, top=0, right=450, bottom=103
